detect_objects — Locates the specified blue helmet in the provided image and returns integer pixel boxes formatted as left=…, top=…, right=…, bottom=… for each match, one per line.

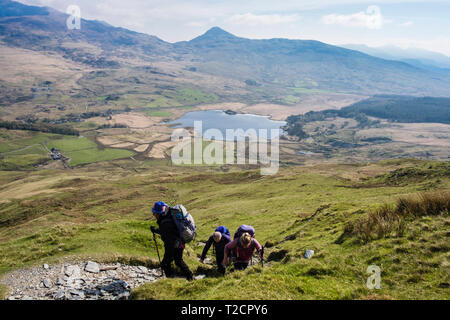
left=152, top=201, right=168, bottom=215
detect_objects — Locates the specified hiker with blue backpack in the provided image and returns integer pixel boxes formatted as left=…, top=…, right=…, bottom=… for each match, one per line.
left=222, top=225, right=263, bottom=271
left=199, top=226, right=232, bottom=275
left=150, top=201, right=196, bottom=281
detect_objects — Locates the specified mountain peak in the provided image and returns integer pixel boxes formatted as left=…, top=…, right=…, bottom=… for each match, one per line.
left=199, top=27, right=237, bottom=39
left=186, top=27, right=239, bottom=46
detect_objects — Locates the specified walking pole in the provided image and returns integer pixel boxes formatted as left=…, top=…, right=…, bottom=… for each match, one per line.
left=152, top=230, right=164, bottom=277
left=260, top=246, right=265, bottom=268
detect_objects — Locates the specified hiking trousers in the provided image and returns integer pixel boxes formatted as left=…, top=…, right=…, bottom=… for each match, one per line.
left=216, top=252, right=226, bottom=274
left=161, top=242, right=193, bottom=279
left=234, top=261, right=249, bottom=270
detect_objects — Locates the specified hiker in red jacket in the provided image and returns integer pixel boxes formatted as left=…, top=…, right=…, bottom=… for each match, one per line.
left=222, top=232, right=262, bottom=271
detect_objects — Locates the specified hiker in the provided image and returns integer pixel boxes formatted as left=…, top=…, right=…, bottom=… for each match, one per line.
left=199, top=226, right=232, bottom=275
left=150, top=201, right=194, bottom=281
left=222, top=225, right=263, bottom=271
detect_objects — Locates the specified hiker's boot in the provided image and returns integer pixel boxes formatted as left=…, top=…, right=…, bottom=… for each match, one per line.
left=162, top=266, right=173, bottom=278
left=218, top=265, right=226, bottom=276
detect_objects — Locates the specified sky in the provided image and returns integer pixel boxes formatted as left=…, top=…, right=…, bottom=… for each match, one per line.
left=17, top=0, right=450, bottom=56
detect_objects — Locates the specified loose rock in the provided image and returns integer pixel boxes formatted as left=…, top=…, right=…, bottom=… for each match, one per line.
left=1, top=261, right=163, bottom=300
left=85, top=261, right=100, bottom=273
left=42, top=279, right=52, bottom=288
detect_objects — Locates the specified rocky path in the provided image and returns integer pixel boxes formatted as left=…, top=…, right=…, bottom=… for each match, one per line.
left=2, top=261, right=163, bottom=300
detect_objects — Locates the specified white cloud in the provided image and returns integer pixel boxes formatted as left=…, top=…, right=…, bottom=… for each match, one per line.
left=228, top=13, right=300, bottom=26
left=322, top=5, right=384, bottom=29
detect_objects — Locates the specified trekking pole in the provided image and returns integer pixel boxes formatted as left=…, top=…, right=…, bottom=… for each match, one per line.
left=152, top=230, right=164, bottom=277
left=260, top=246, right=265, bottom=268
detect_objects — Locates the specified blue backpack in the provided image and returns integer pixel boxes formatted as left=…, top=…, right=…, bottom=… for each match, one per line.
left=215, top=226, right=230, bottom=237
left=233, top=225, right=255, bottom=240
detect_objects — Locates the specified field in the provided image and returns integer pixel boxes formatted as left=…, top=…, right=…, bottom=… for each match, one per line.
left=0, top=158, right=448, bottom=299
left=0, top=130, right=136, bottom=169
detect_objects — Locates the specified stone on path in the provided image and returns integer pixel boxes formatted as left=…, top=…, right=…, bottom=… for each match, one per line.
left=70, top=289, right=85, bottom=299
left=42, top=278, right=52, bottom=288
left=65, top=265, right=81, bottom=277
left=100, top=265, right=118, bottom=271
left=54, top=290, right=66, bottom=300
left=85, top=261, right=100, bottom=273
left=43, top=264, right=49, bottom=270
left=136, top=266, right=148, bottom=273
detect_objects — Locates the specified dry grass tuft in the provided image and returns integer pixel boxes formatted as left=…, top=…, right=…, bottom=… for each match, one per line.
left=341, top=191, right=449, bottom=243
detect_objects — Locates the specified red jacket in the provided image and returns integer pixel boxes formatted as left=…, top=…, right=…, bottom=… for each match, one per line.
left=225, top=238, right=262, bottom=262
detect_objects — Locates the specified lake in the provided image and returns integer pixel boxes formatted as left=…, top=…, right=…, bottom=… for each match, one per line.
left=168, top=110, right=286, bottom=141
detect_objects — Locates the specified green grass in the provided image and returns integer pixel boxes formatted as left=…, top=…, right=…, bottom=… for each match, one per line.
left=175, top=88, right=219, bottom=105
left=71, top=121, right=99, bottom=131
left=46, top=136, right=135, bottom=166
left=0, top=159, right=448, bottom=299
left=68, top=148, right=135, bottom=166
left=141, top=88, right=218, bottom=108
left=144, top=96, right=179, bottom=109
left=289, top=87, right=331, bottom=94
left=0, top=153, right=48, bottom=170
left=0, top=130, right=136, bottom=169
left=281, top=95, right=301, bottom=105
left=46, top=136, right=97, bottom=152
left=142, top=110, right=173, bottom=117
left=0, top=131, right=59, bottom=153
left=0, top=132, right=54, bottom=170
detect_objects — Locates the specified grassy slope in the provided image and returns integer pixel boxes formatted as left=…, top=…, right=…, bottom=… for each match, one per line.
left=0, top=159, right=448, bottom=300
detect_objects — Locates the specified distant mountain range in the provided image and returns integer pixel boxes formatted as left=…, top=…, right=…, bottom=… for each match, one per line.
left=342, top=44, right=450, bottom=73
left=1, top=0, right=450, bottom=97
left=175, top=27, right=450, bottom=96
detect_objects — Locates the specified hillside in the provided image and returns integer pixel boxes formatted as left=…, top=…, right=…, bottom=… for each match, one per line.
left=0, top=159, right=448, bottom=299
left=340, top=95, right=450, bottom=124
left=285, top=95, right=450, bottom=128
left=0, top=0, right=171, bottom=59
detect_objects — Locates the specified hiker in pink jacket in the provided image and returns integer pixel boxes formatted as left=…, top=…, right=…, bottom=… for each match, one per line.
left=222, top=232, right=262, bottom=271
